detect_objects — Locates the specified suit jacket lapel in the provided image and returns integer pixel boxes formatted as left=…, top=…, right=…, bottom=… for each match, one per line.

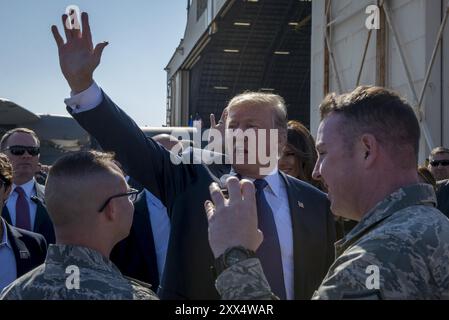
left=32, top=198, right=46, bottom=234
left=31, top=182, right=55, bottom=244
left=134, top=192, right=160, bottom=286
left=5, top=220, right=32, bottom=277
left=32, top=182, right=47, bottom=233
left=2, top=206, right=12, bottom=225
left=280, top=172, right=311, bottom=300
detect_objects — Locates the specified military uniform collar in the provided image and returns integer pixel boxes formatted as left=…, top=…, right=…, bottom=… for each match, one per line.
left=335, top=183, right=437, bottom=256
left=45, top=244, right=122, bottom=276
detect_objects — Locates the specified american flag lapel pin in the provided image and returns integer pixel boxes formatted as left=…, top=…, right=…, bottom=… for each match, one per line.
left=298, top=201, right=304, bottom=209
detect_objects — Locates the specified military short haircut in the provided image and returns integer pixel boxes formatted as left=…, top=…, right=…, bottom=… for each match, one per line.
left=319, top=86, right=420, bottom=166
left=45, top=151, right=121, bottom=226
left=48, top=150, right=118, bottom=180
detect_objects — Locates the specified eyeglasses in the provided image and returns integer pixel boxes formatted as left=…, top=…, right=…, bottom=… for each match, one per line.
left=430, top=160, right=449, bottom=167
left=98, top=188, right=139, bottom=212
left=3, top=145, right=40, bottom=157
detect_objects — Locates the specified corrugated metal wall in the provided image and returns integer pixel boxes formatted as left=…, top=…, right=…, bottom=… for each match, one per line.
left=310, top=0, right=448, bottom=163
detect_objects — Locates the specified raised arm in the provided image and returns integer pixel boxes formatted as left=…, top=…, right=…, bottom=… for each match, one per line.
left=51, top=12, right=192, bottom=207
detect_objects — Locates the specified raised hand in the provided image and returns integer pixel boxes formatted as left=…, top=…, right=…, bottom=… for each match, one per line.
left=205, top=177, right=263, bottom=258
left=51, top=12, right=108, bottom=93
left=208, top=108, right=228, bottom=150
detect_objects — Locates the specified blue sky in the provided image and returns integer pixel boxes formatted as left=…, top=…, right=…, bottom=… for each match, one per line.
left=0, top=0, right=187, bottom=126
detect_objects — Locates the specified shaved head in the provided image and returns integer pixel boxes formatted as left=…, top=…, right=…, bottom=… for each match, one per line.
left=45, top=151, right=125, bottom=229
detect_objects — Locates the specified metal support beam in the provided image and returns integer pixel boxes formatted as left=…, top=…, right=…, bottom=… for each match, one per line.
left=376, top=0, right=386, bottom=87
left=356, top=28, right=373, bottom=87
left=382, top=1, right=435, bottom=150
left=323, top=0, right=331, bottom=95
left=324, top=0, right=344, bottom=93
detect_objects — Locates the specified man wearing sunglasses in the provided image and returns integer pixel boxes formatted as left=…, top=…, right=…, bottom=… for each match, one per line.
left=0, top=128, right=55, bottom=245
left=427, top=147, right=449, bottom=182
left=427, top=147, right=449, bottom=218
left=1, top=151, right=158, bottom=300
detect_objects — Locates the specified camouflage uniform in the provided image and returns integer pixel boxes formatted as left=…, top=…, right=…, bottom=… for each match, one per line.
left=216, top=184, right=449, bottom=300
left=0, top=244, right=158, bottom=300
left=313, top=183, right=449, bottom=300
left=216, top=258, right=278, bottom=300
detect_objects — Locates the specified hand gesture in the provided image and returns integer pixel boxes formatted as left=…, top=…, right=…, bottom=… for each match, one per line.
left=51, top=12, right=108, bottom=93
left=208, top=108, right=228, bottom=146
left=205, top=177, right=263, bottom=258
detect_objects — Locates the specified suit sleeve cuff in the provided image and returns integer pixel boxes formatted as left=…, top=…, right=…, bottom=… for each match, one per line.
left=64, top=81, right=103, bottom=113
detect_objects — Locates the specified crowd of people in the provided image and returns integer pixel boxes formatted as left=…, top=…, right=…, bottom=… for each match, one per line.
left=1, top=11, right=449, bottom=300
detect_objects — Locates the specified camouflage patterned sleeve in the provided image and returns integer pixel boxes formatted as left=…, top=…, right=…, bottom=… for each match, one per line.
left=215, top=258, right=278, bottom=300
left=312, top=237, right=413, bottom=300
left=311, top=248, right=383, bottom=300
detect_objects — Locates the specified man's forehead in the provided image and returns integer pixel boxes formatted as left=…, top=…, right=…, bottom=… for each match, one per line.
left=432, top=153, right=449, bottom=159
left=228, top=102, right=271, bottom=116
left=316, top=114, right=344, bottom=145
left=7, top=132, right=38, bottom=145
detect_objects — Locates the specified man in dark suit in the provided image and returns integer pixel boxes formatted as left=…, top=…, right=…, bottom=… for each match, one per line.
left=436, top=179, right=449, bottom=218
left=0, top=128, right=55, bottom=244
left=111, top=188, right=170, bottom=289
left=0, top=154, right=47, bottom=292
left=51, top=12, right=336, bottom=300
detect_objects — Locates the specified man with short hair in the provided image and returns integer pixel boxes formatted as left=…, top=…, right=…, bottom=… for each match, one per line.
left=0, top=128, right=55, bottom=244
left=312, top=87, right=449, bottom=299
left=206, top=86, right=449, bottom=300
left=0, top=153, right=47, bottom=293
left=428, top=147, right=449, bottom=181
left=0, top=151, right=158, bottom=300
left=51, top=12, right=336, bottom=300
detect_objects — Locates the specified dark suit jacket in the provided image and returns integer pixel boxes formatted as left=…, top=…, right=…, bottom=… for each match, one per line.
left=110, top=190, right=160, bottom=288
left=436, top=180, right=449, bottom=218
left=2, top=218, right=47, bottom=278
left=2, top=182, right=55, bottom=245
left=71, top=92, right=336, bottom=300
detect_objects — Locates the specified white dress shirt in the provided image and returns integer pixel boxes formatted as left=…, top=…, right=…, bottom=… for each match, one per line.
left=6, top=179, right=38, bottom=230
left=65, top=81, right=103, bottom=113
left=65, top=84, right=295, bottom=299
left=0, top=219, right=17, bottom=292
left=144, top=189, right=171, bottom=283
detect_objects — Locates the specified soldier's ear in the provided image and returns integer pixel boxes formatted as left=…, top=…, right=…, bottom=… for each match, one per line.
left=102, top=200, right=117, bottom=222
left=360, top=134, right=378, bottom=168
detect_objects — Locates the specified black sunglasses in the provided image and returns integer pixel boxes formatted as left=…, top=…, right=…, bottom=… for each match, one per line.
left=3, top=145, right=40, bottom=157
left=98, top=188, right=139, bottom=212
left=430, top=160, right=449, bottom=167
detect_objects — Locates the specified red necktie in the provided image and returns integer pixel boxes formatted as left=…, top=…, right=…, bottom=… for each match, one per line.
left=15, top=187, right=31, bottom=230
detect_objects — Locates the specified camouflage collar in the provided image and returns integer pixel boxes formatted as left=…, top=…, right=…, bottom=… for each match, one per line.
left=335, top=184, right=437, bottom=255
left=45, top=244, right=122, bottom=276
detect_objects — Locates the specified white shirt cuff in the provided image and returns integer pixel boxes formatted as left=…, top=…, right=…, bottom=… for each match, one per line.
left=64, top=82, right=103, bottom=113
